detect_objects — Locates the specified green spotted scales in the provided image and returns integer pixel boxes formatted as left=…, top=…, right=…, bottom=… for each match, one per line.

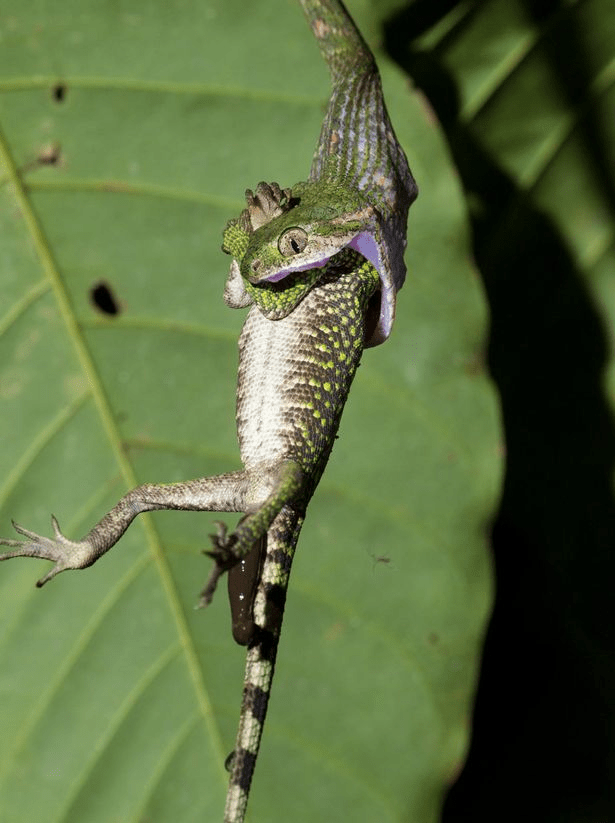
left=0, top=1, right=417, bottom=820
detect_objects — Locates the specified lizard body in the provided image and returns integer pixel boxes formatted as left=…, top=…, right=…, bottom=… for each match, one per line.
left=0, top=1, right=417, bottom=821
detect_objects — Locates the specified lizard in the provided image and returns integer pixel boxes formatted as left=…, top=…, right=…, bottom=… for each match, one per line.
left=0, top=0, right=417, bottom=820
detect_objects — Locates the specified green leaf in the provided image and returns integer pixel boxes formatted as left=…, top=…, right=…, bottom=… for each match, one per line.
left=0, top=2, right=501, bottom=822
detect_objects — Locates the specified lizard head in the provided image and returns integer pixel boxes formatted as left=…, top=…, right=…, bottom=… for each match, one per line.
left=239, top=181, right=375, bottom=284
left=222, top=181, right=400, bottom=345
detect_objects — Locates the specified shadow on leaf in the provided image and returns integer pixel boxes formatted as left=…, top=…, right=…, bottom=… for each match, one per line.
left=385, top=1, right=615, bottom=820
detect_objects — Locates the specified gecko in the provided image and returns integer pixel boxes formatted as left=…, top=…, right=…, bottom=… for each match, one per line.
left=0, top=0, right=417, bottom=820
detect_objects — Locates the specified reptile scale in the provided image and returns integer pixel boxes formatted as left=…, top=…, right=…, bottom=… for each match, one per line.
left=0, top=1, right=417, bottom=820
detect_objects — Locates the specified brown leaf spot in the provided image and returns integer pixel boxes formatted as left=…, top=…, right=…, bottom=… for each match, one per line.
left=38, top=142, right=62, bottom=166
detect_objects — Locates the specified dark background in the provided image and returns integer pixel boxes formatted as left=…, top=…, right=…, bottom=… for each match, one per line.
left=384, top=1, right=615, bottom=820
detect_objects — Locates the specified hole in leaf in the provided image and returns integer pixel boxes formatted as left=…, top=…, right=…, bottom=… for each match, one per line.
left=90, top=282, right=121, bottom=316
left=52, top=83, right=67, bottom=103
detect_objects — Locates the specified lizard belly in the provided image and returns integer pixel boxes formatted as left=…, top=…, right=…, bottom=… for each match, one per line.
left=235, top=304, right=299, bottom=470
left=236, top=265, right=378, bottom=477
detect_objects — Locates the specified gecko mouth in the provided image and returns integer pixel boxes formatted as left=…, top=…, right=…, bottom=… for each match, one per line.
left=248, top=256, right=325, bottom=285
left=250, top=265, right=320, bottom=293
left=255, top=230, right=383, bottom=286
left=247, top=246, right=372, bottom=322
left=251, top=245, right=361, bottom=293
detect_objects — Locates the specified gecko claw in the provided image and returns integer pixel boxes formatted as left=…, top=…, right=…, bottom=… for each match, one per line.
left=0, top=516, right=99, bottom=586
left=10, top=519, right=48, bottom=543
left=198, top=520, right=241, bottom=608
left=203, top=520, right=239, bottom=570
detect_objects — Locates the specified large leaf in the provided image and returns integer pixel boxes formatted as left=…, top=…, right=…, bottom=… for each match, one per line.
left=383, top=0, right=615, bottom=820
left=0, top=2, right=501, bottom=821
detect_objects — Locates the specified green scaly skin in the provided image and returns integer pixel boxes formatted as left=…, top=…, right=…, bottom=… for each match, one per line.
left=221, top=222, right=380, bottom=822
left=0, top=1, right=417, bottom=821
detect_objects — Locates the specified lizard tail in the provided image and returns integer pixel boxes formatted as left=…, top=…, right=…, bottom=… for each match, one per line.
left=224, top=508, right=305, bottom=823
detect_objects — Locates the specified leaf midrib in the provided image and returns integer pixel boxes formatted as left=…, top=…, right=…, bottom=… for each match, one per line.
left=0, top=119, right=227, bottom=781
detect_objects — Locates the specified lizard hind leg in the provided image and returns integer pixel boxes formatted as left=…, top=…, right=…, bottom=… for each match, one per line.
left=198, top=459, right=304, bottom=609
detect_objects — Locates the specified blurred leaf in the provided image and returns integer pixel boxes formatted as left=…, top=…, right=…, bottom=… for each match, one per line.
left=0, top=2, right=501, bottom=822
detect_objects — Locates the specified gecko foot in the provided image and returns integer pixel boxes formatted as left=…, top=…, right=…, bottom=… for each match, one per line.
left=198, top=520, right=240, bottom=608
left=0, top=517, right=97, bottom=587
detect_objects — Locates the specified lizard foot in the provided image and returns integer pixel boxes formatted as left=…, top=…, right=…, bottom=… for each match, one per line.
left=198, top=520, right=240, bottom=608
left=0, top=517, right=97, bottom=587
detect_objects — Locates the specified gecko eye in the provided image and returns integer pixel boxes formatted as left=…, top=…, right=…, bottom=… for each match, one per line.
left=278, top=227, right=308, bottom=257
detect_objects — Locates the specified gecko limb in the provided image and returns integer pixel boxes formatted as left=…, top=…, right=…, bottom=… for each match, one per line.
left=199, top=460, right=304, bottom=607
left=0, top=461, right=302, bottom=598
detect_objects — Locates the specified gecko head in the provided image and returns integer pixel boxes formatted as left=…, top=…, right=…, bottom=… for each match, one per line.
left=235, top=183, right=380, bottom=317
left=242, top=181, right=375, bottom=274
left=222, top=181, right=403, bottom=343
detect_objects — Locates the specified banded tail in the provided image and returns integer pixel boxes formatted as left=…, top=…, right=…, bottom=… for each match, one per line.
left=224, top=509, right=304, bottom=823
